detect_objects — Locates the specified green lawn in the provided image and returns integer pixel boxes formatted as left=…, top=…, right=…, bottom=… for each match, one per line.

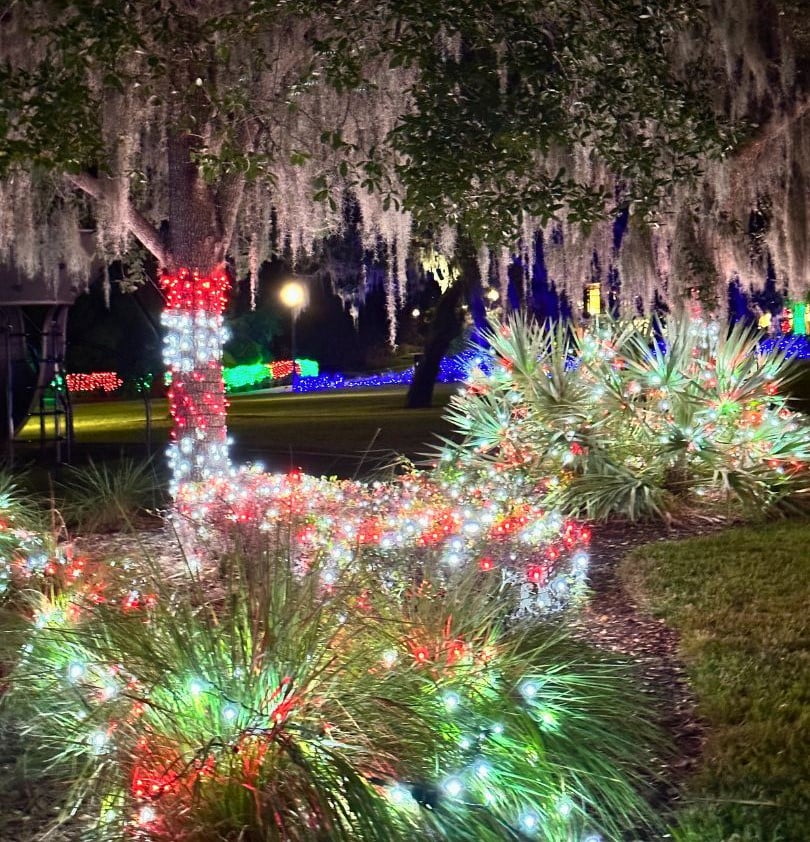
left=621, top=522, right=810, bottom=841
left=16, top=386, right=457, bottom=477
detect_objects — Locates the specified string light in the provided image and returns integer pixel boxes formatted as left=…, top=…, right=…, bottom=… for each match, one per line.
left=65, top=372, right=123, bottom=393
left=223, top=359, right=319, bottom=391
left=174, top=465, right=590, bottom=617
left=292, top=349, right=491, bottom=393
left=161, top=267, right=232, bottom=492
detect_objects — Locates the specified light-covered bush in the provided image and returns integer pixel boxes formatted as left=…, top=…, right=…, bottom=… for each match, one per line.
left=0, top=470, right=62, bottom=604
left=441, top=313, right=810, bottom=520
left=3, top=514, right=661, bottom=841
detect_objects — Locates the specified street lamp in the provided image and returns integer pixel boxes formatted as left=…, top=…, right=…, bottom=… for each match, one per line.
left=279, top=280, right=306, bottom=389
left=411, top=307, right=421, bottom=318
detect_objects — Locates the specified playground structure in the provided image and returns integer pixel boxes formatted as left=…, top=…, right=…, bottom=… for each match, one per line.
left=0, top=235, right=95, bottom=464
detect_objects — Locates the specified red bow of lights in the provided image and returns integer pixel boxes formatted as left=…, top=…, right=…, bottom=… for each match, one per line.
left=161, top=267, right=231, bottom=315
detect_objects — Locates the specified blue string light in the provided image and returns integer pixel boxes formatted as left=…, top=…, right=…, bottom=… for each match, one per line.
left=292, top=350, right=492, bottom=393
left=759, top=334, right=810, bottom=358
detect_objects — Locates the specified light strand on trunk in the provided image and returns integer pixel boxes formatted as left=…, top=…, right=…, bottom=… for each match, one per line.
left=161, top=267, right=231, bottom=494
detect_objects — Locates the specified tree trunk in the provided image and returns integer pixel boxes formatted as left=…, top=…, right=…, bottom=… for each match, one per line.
left=406, top=235, right=482, bottom=408
left=160, top=265, right=231, bottom=491
left=160, top=132, right=233, bottom=491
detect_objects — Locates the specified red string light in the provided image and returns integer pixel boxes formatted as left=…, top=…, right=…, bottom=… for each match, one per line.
left=160, top=267, right=230, bottom=315
left=66, top=372, right=123, bottom=393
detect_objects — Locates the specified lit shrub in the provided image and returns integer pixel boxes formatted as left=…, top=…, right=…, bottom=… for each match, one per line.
left=4, top=518, right=661, bottom=841
left=0, top=470, right=62, bottom=604
left=441, top=313, right=810, bottom=520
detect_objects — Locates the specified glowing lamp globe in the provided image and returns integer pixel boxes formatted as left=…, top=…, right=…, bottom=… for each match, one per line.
left=280, top=281, right=306, bottom=309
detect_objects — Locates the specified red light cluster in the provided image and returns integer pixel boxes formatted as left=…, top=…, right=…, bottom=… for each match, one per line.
left=160, top=267, right=231, bottom=315
left=66, top=372, right=123, bottom=393
left=268, top=360, right=299, bottom=379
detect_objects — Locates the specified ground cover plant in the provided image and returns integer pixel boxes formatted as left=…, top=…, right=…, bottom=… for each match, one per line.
left=621, top=521, right=810, bottom=841
left=58, top=458, right=165, bottom=533
left=1, top=506, right=662, bottom=842
left=442, top=313, right=810, bottom=520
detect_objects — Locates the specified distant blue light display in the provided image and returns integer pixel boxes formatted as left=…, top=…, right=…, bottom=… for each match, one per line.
left=292, top=349, right=492, bottom=393
left=759, top=334, right=810, bottom=359
left=292, top=333, right=810, bottom=395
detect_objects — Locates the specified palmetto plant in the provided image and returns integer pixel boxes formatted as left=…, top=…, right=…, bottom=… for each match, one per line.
left=441, top=313, right=810, bottom=520
left=2, top=515, right=662, bottom=841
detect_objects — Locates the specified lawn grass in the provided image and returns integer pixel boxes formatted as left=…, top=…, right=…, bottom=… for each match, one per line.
left=15, top=385, right=457, bottom=477
left=621, top=521, right=810, bottom=841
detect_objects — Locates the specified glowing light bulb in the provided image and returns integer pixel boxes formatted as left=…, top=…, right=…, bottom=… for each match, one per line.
left=189, top=678, right=205, bottom=697
left=571, top=550, right=589, bottom=570
left=138, top=805, right=156, bottom=825
left=382, top=650, right=398, bottom=668
left=556, top=796, right=574, bottom=818
left=222, top=704, right=238, bottom=723
left=443, top=691, right=460, bottom=712
left=520, top=811, right=539, bottom=832
left=68, top=662, right=85, bottom=682
left=280, top=280, right=306, bottom=309
left=520, top=680, right=539, bottom=700
left=442, top=777, right=463, bottom=798
left=539, top=709, right=558, bottom=730
left=474, top=760, right=491, bottom=778
left=89, top=730, right=108, bottom=754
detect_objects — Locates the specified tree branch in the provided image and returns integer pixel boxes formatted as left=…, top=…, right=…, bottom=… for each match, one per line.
left=216, top=170, right=247, bottom=258
left=732, top=97, right=810, bottom=167
left=65, top=171, right=170, bottom=268
left=215, top=118, right=262, bottom=257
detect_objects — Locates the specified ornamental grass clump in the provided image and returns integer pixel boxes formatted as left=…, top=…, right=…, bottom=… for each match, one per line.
left=59, top=458, right=165, bottom=533
left=441, top=313, right=810, bottom=520
left=2, top=513, right=661, bottom=841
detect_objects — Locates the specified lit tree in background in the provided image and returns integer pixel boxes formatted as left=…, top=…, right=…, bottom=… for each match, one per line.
left=0, top=0, right=737, bottom=473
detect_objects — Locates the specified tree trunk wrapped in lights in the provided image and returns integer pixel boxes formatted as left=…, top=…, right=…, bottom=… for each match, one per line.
left=160, top=267, right=231, bottom=491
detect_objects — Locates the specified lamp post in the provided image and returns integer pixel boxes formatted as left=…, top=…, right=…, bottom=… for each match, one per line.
left=279, top=280, right=306, bottom=389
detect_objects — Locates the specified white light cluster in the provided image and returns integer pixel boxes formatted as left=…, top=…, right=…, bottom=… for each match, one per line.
left=161, top=304, right=232, bottom=492
left=167, top=435, right=231, bottom=496
left=161, top=311, right=228, bottom=371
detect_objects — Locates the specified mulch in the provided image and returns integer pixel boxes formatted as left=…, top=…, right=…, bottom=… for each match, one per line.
left=573, top=515, right=736, bottom=814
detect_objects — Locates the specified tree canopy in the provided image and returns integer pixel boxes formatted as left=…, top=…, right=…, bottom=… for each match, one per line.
left=0, top=0, right=732, bottom=332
